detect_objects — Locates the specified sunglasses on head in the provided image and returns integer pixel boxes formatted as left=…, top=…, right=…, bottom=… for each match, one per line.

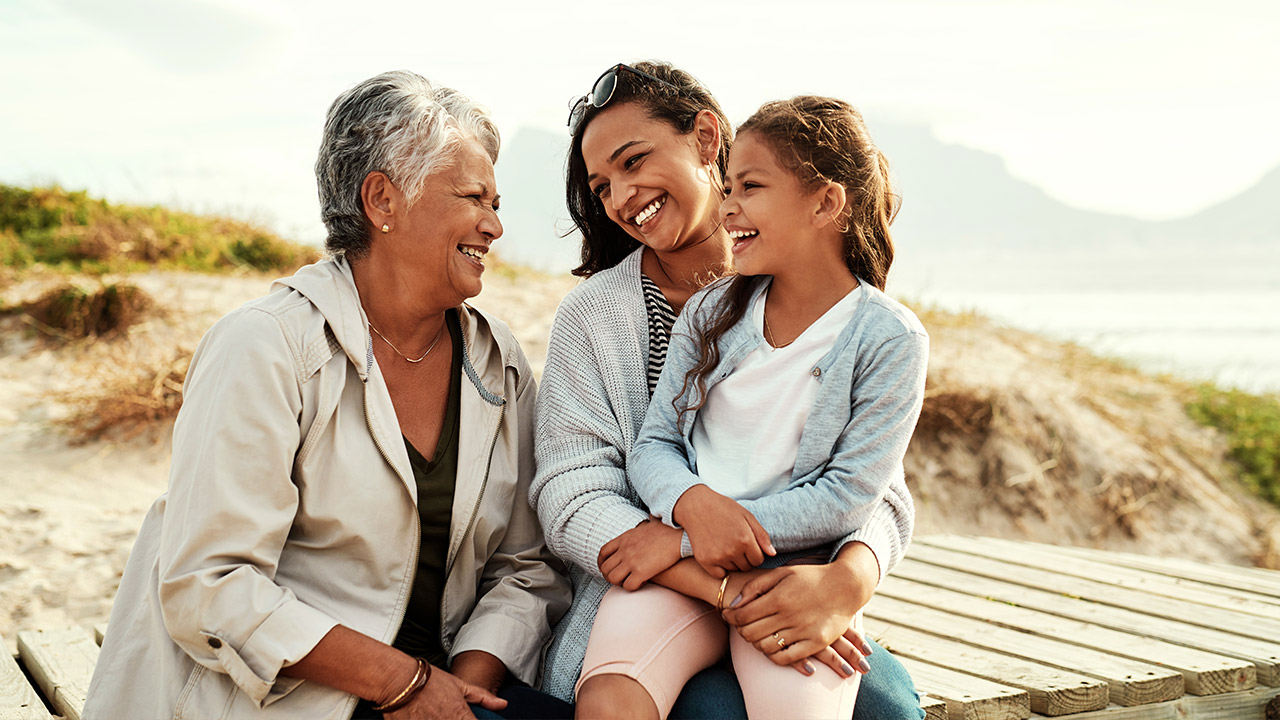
left=567, top=63, right=683, bottom=131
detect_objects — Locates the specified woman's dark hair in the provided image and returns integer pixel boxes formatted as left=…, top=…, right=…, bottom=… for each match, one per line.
left=566, top=61, right=732, bottom=277
left=676, top=96, right=899, bottom=425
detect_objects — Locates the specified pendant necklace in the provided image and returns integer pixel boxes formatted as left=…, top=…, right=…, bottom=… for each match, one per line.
left=369, top=320, right=445, bottom=363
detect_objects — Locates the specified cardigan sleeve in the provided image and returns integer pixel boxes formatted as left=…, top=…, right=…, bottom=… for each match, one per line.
left=530, top=302, right=650, bottom=577
left=739, top=329, right=928, bottom=568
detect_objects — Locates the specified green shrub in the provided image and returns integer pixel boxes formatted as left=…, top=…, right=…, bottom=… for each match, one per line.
left=0, top=184, right=320, bottom=274
left=1187, top=384, right=1280, bottom=506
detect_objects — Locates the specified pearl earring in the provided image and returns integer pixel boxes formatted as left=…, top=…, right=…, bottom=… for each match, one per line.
left=381, top=224, right=390, bottom=234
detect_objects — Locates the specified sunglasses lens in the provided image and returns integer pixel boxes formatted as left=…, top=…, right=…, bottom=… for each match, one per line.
left=591, top=67, right=618, bottom=108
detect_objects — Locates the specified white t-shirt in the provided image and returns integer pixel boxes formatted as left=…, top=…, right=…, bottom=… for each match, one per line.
left=691, top=283, right=861, bottom=501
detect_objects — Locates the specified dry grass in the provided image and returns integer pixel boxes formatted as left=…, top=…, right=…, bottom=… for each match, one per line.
left=60, top=352, right=190, bottom=443
left=18, top=281, right=155, bottom=341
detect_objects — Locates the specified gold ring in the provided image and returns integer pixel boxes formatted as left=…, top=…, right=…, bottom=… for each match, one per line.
left=773, top=633, right=787, bottom=649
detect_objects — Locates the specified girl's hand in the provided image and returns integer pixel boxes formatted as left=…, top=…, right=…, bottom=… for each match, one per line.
left=598, top=517, right=684, bottom=589
left=383, top=665, right=507, bottom=720
left=672, top=485, right=775, bottom=578
left=721, top=556, right=875, bottom=667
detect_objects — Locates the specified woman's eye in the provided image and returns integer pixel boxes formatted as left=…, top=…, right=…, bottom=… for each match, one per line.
left=592, top=184, right=610, bottom=199
left=624, top=153, right=646, bottom=169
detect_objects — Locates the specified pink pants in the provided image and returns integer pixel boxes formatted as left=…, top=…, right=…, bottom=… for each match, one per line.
left=578, top=584, right=861, bottom=720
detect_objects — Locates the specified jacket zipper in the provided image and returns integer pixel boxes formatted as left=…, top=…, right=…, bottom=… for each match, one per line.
left=363, top=381, right=421, bottom=646
left=439, top=331, right=506, bottom=654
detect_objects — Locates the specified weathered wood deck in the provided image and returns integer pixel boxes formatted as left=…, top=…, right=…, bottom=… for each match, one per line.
left=3, top=535, right=1278, bottom=719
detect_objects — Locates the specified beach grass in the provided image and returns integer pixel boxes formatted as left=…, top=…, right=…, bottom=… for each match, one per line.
left=1187, top=384, right=1280, bottom=507
left=0, top=184, right=319, bottom=274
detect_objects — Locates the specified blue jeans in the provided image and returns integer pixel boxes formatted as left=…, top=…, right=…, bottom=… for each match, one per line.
left=669, top=638, right=924, bottom=720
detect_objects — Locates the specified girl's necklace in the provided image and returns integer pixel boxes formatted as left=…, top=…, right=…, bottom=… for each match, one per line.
left=369, top=320, right=445, bottom=363
left=764, top=314, right=795, bottom=349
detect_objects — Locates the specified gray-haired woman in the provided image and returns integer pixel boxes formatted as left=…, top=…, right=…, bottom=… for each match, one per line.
left=83, top=71, right=572, bottom=719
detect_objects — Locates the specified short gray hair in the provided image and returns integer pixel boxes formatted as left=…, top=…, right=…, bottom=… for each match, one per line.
left=315, top=70, right=500, bottom=258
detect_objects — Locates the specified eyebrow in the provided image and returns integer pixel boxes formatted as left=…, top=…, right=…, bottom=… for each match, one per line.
left=586, top=140, right=645, bottom=182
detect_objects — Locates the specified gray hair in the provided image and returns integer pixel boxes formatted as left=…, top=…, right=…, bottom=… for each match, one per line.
left=315, top=70, right=500, bottom=258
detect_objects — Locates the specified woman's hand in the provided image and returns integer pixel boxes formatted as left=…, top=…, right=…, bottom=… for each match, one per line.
left=384, top=664, right=507, bottom=720
left=672, top=485, right=775, bottom=578
left=598, top=517, right=684, bottom=589
left=721, top=543, right=878, bottom=668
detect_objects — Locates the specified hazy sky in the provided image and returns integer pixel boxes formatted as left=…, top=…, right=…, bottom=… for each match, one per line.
left=2, top=0, right=1277, bottom=244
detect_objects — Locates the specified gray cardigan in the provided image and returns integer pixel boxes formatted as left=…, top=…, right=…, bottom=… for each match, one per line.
left=530, top=248, right=918, bottom=700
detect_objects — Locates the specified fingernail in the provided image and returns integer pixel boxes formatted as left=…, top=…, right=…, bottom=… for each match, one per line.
left=803, top=661, right=815, bottom=675
left=840, top=661, right=855, bottom=676
left=730, top=594, right=742, bottom=608
left=858, top=658, right=871, bottom=674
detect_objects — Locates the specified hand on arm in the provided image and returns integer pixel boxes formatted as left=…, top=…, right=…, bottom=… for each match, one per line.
left=280, top=626, right=506, bottom=719
left=720, top=542, right=879, bottom=676
left=672, top=484, right=776, bottom=578
left=598, top=517, right=684, bottom=590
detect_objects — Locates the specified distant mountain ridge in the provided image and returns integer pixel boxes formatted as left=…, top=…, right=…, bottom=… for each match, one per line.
left=493, top=124, right=1279, bottom=275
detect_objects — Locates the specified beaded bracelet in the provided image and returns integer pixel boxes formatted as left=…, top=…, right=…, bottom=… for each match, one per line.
left=372, top=657, right=432, bottom=713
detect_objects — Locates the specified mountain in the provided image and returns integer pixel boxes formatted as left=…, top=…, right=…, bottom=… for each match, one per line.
left=492, top=123, right=1280, bottom=286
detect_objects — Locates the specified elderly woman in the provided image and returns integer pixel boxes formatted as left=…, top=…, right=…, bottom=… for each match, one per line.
left=83, top=71, right=571, bottom=719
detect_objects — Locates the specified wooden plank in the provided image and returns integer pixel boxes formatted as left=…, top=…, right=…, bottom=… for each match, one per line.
left=987, top=538, right=1280, bottom=599
left=905, top=543, right=1280, bottom=644
left=921, top=694, right=948, bottom=720
left=893, top=655, right=1030, bottom=720
left=926, top=536, right=1280, bottom=616
left=879, top=575, right=1256, bottom=695
left=15, top=629, right=97, bottom=720
left=890, top=558, right=1280, bottom=686
left=1028, top=684, right=1280, bottom=719
left=865, top=617, right=1108, bottom=715
left=1, top=636, right=50, bottom=720
left=866, top=595, right=1183, bottom=706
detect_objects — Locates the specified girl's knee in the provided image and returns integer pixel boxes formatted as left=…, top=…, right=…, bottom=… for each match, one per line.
left=576, top=674, right=660, bottom=720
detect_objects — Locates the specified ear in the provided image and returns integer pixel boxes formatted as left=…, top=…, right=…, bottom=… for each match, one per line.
left=360, top=171, right=400, bottom=231
left=691, top=110, right=722, bottom=166
left=811, top=182, right=848, bottom=229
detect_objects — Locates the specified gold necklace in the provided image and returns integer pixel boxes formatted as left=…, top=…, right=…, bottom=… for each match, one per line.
left=763, top=313, right=794, bottom=349
left=368, top=320, right=445, bottom=363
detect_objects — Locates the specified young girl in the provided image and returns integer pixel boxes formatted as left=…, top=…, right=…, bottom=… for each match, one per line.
left=575, top=96, right=929, bottom=720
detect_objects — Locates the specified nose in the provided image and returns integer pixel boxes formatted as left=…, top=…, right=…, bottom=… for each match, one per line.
left=480, top=209, right=502, bottom=242
left=609, top=179, right=636, bottom=214
left=719, top=193, right=738, bottom=223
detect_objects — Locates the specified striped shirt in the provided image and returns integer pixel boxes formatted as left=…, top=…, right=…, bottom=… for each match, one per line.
left=640, top=274, right=676, bottom=396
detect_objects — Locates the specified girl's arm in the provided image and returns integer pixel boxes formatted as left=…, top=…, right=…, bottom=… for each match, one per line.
left=737, top=329, right=928, bottom=556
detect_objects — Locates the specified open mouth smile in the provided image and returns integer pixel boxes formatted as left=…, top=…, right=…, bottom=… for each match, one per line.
left=728, top=228, right=758, bottom=251
left=632, top=195, right=666, bottom=227
left=458, top=244, right=487, bottom=267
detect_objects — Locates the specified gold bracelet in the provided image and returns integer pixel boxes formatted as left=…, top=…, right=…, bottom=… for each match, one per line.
left=716, top=576, right=730, bottom=610
left=372, top=657, right=431, bottom=713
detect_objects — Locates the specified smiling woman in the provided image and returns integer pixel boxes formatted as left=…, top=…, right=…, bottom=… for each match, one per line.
left=80, top=70, right=572, bottom=720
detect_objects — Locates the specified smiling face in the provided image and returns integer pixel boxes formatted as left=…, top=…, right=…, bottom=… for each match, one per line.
left=395, top=138, right=502, bottom=306
left=720, top=131, right=832, bottom=278
left=580, top=102, right=722, bottom=254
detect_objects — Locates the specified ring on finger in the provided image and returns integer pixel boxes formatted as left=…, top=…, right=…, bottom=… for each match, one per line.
left=772, top=632, right=787, bottom=649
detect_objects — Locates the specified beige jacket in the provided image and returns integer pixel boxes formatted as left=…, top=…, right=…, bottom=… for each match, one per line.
left=83, top=259, right=571, bottom=720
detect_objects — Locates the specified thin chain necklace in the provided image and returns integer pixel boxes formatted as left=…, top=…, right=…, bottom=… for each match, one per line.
left=368, top=320, right=445, bottom=363
left=763, top=313, right=795, bottom=349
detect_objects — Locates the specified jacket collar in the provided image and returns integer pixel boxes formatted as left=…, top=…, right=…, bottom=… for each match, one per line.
left=273, top=257, right=516, bottom=401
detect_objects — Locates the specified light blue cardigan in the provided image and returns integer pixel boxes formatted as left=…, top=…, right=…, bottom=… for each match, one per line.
left=631, top=274, right=929, bottom=562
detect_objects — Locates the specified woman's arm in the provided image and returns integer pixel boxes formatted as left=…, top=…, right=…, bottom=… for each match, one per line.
left=155, top=307, right=342, bottom=707
left=530, top=304, right=651, bottom=575
left=452, top=365, right=573, bottom=687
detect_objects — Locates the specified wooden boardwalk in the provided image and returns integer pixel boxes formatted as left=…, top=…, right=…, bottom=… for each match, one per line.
left=3, top=535, right=1279, bottom=719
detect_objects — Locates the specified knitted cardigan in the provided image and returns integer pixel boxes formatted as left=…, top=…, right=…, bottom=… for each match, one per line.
left=530, top=248, right=915, bottom=700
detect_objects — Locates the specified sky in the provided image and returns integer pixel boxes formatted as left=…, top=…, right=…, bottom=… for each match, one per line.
left=2, top=0, right=1278, bottom=246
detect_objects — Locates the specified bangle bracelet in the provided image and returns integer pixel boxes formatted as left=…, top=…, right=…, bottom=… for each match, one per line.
left=716, top=576, right=730, bottom=610
left=372, top=657, right=431, bottom=713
